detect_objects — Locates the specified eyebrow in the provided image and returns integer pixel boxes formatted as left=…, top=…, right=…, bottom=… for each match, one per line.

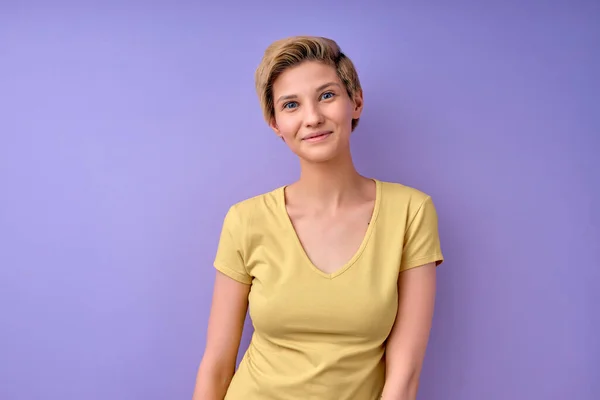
left=276, top=82, right=341, bottom=104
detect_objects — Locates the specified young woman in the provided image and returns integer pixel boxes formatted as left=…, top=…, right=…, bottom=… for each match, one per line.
left=192, top=35, right=444, bottom=400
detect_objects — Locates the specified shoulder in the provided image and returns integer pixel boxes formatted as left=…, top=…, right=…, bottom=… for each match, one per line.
left=378, top=180, right=434, bottom=209
left=223, top=186, right=284, bottom=225
left=375, top=179, right=441, bottom=230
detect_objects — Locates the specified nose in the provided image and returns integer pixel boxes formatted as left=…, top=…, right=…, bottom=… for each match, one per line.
left=304, top=102, right=325, bottom=128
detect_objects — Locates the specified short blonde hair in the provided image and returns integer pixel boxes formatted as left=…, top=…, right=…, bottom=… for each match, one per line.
left=255, top=36, right=363, bottom=131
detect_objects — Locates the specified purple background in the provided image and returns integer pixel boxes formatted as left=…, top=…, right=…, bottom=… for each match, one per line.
left=1, top=2, right=598, bottom=399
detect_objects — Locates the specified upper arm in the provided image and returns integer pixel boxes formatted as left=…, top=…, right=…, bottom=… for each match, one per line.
left=385, top=194, right=444, bottom=375
left=385, top=262, right=437, bottom=376
left=400, top=196, right=444, bottom=272
left=202, top=205, right=253, bottom=371
left=202, top=271, right=250, bottom=372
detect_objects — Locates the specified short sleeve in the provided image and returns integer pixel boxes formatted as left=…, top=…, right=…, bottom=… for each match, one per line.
left=213, top=206, right=252, bottom=285
left=400, top=196, right=444, bottom=272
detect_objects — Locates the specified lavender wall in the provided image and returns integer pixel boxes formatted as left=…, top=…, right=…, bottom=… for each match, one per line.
left=1, top=2, right=598, bottom=399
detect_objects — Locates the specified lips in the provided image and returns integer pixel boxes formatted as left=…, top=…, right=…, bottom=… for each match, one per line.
left=302, top=131, right=332, bottom=141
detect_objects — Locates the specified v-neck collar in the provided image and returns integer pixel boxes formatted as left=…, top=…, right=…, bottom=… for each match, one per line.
left=278, top=179, right=382, bottom=279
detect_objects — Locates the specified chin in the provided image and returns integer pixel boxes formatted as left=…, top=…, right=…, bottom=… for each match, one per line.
left=296, top=146, right=342, bottom=164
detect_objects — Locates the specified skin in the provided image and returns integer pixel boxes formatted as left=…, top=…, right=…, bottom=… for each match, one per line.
left=192, top=60, right=437, bottom=400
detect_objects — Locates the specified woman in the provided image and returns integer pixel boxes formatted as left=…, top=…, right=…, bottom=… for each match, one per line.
left=193, top=35, right=444, bottom=400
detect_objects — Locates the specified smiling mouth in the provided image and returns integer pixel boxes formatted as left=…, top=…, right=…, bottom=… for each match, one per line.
left=303, top=131, right=332, bottom=142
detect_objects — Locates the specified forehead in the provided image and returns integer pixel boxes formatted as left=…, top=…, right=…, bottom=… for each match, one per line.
left=272, top=61, right=340, bottom=95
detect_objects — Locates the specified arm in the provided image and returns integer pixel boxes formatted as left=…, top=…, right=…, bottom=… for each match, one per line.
left=381, top=262, right=437, bottom=400
left=192, top=271, right=250, bottom=400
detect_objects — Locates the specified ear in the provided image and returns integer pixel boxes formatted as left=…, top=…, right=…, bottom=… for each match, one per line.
left=351, top=90, right=364, bottom=119
left=269, top=118, right=282, bottom=138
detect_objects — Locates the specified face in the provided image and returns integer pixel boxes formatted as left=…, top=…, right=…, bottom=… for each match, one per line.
left=269, top=61, right=363, bottom=163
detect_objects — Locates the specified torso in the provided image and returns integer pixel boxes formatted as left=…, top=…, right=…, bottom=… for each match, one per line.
left=214, top=179, right=442, bottom=400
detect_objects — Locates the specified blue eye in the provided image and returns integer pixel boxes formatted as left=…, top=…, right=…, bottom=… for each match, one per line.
left=283, top=101, right=298, bottom=109
left=321, top=91, right=335, bottom=100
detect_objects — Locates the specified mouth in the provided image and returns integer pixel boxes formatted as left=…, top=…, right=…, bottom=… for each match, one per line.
left=302, top=131, right=332, bottom=142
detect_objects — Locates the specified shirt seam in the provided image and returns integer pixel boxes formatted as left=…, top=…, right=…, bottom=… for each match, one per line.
left=404, top=195, right=431, bottom=235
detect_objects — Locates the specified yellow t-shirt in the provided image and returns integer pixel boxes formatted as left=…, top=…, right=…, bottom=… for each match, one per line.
left=213, top=179, right=444, bottom=400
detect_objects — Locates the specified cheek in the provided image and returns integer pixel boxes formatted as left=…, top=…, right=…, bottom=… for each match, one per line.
left=340, top=103, right=355, bottom=121
left=276, top=115, right=300, bottom=138
left=325, top=101, right=353, bottom=123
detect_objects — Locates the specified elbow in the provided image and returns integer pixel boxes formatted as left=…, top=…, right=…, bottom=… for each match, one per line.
left=382, top=364, right=422, bottom=400
left=405, top=372, right=421, bottom=399
left=192, top=358, right=235, bottom=400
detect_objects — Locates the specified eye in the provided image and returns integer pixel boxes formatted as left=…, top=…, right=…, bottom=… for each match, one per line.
left=321, top=91, right=335, bottom=100
left=283, top=101, right=298, bottom=110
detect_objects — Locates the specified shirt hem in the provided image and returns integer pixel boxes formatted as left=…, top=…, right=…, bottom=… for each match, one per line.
left=400, top=253, right=444, bottom=272
left=214, top=263, right=252, bottom=285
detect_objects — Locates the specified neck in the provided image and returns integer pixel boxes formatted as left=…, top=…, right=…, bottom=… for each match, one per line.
left=293, top=151, right=365, bottom=209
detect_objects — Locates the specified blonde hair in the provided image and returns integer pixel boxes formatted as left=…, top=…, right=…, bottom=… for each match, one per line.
left=254, top=36, right=363, bottom=131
